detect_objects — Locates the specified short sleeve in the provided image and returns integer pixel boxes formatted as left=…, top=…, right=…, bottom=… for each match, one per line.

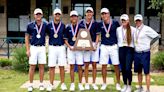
left=95, top=22, right=101, bottom=35
left=63, top=26, right=69, bottom=40
left=26, top=24, right=31, bottom=35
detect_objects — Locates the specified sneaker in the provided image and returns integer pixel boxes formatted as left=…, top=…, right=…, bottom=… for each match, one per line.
left=100, top=84, right=107, bottom=90
left=46, top=84, right=53, bottom=92
left=92, top=84, right=99, bottom=90
left=134, top=86, right=144, bottom=92
left=70, top=83, right=75, bottom=91
left=146, top=90, right=150, bottom=92
left=121, top=85, right=127, bottom=92
left=28, top=86, right=33, bottom=92
left=39, top=83, right=44, bottom=91
left=85, top=83, right=90, bottom=90
left=61, top=83, right=67, bottom=91
left=78, top=83, right=84, bottom=91
left=116, top=83, right=121, bottom=91
left=126, top=85, right=132, bottom=92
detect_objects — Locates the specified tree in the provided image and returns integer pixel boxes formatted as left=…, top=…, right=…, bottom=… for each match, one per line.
left=149, top=0, right=164, bottom=16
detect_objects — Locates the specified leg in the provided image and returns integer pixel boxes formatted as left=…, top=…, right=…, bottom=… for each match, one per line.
left=114, top=65, right=120, bottom=84
left=70, top=64, right=75, bottom=83
left=59, top=66, right=65, bottom=83
left=138, top=71, right=143, bottom=87
left=49, top=67, right=55, bottom=85
left=92, top=62, right=97, bottom=83
left=78, top=65, right=83, bottom=83
left=39, top=64, right=44, bottom=83
left=29, top=65, right=36, bottom=83
left=102, top=65, right=107, bottom=83
left=146, top=74, right=150, bottom=91
left=84, top=62, right=90, bottom=83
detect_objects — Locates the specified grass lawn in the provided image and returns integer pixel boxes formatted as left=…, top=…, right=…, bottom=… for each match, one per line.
left=0, top=69, right=164, bottom=92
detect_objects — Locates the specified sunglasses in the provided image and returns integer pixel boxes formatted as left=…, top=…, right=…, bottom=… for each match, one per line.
left=101, top=12, right=108, bottom=15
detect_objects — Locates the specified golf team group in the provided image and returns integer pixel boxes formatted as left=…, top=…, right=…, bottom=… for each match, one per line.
left=25, top=7, right=159, bottom=92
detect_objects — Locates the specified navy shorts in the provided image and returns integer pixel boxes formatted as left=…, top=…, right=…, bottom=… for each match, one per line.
left=134, top=51, right=150, bottom=74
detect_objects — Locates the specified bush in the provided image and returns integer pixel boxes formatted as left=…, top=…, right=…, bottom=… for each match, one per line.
left=12, top=46, right=49, bottom=72
left=151, top=51, right=164, bottom=70
left=0, top=58, right=12, bottom=67
left=12, top=46, right=29, bottom=72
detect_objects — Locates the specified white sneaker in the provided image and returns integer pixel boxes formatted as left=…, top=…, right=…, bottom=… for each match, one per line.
left=46, top=84, right=53, bottom=92
left=61, top=83, right=67, bottom=91
left=100, top=84, right=107, bottom=90
left=70, top=83, right=75, bottom=91
left=92, top=84, right=99, bottom=90
left=126, top=85, right=132, bottom=92
left=85, top=83, right=90, bottom=90
left=78, top=83, right=84, bottom=91
left=39, top=83, right=44, bottom=91
left=116, top=83, right=121, bottom=91
left=134, top=86, right=144, bottom=92
left=27, top=86, right=33, bottom=92
left=121, top=85, right=127, bottom=92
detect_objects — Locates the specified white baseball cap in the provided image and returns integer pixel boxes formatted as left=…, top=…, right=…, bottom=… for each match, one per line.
left=53, top=8, right=62, bottom=15
left=34, top=8, right=43, bottom=14
left=100, top=8, right=110, bottom=14
left=134, top=14, right=143, bottom=21
left=85, top=7, right=93, bottom=12
left=70, top=10, right=78, bottom=16
left=120, top=14, right=129, bottom=21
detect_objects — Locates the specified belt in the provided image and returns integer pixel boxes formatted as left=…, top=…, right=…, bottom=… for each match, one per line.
left=32, top=45, right=45, bottom=47
left=50, top=44, right=63, bottom=46
left=135, top=49, right=150, bottom=53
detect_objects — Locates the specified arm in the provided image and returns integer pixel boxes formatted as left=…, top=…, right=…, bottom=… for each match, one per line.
left=25, top=33, right=30, bottom=57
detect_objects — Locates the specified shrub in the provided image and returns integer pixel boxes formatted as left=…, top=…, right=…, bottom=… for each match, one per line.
left=12, top=46, right=29, bottom=72
left=151, top=51, right=164, bottom=70
left=0, top=58, right=12, bottom=67
left=12, top=46, right=49, bottom=72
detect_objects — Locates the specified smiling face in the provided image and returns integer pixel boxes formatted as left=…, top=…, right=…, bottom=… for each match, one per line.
left=121, top=19, right=129, bottom=27
left=70, top=15, right=78, bottom=24
left=101, top=12, right=110, bottom=22
left=135, top=20, right=143, bottom=27
left=34, top=13, right=43, bottom=21
left=85, top=10, right=94, bottom=20
left=53, top=13, right=61, bottom=21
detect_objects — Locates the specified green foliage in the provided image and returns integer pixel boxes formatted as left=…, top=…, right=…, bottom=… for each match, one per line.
left=152, top=51, right=164, bottom=70
left=12, top=46, right=29, bottom=72
left=148, top=0, right=164, bottom=16
left=0, top=58, right=12, bottom=67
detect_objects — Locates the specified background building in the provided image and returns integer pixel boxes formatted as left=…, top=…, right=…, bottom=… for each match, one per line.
left=0, top=0, right=163, bottom=46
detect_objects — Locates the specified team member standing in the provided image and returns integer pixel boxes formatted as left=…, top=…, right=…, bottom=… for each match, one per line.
left=64, top=10, right=85, bottom=91
left=98, top=8, right=121, bottom=91
left=116, top=14, right=135, bottom=92
left=79, top=7, right=100, bottom=90
left=133, top=14, right=159, bottom=92
left=46, top=8, right=67, bottom=91
left=25, top=8, right=47, bottom=92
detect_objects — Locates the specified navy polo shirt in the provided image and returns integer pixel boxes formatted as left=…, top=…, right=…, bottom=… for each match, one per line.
left=64, top=24, right=83, bottom=46
left=79, top=20, right=100, bottom=42
left=98, top=20, right=120, bottom=45
left=47, top=21, right=65, bottom=45
left=26, top=21, right=47, bottom=45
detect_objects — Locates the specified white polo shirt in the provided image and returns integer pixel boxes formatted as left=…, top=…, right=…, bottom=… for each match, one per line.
left=134, top=24, right=159, bottom=52
left=116, top=26, right=135, bottom=48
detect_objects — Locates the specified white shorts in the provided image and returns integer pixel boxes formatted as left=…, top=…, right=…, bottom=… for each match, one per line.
left=29, top=46, right=46, bottom=65
left=99, top=44, right=119, bottom=65
left=67, top=47, right=84, bottom=65
left=84, top=43, right=99, bottom=62
left=48, top=45, right=67, bottom=67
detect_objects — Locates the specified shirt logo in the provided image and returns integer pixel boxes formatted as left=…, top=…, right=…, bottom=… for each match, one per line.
left=69, top=30, right=72, bottom=32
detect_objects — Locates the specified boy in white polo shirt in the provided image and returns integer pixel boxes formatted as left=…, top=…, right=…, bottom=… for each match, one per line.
left=133, top=14, right=159, bottom=92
